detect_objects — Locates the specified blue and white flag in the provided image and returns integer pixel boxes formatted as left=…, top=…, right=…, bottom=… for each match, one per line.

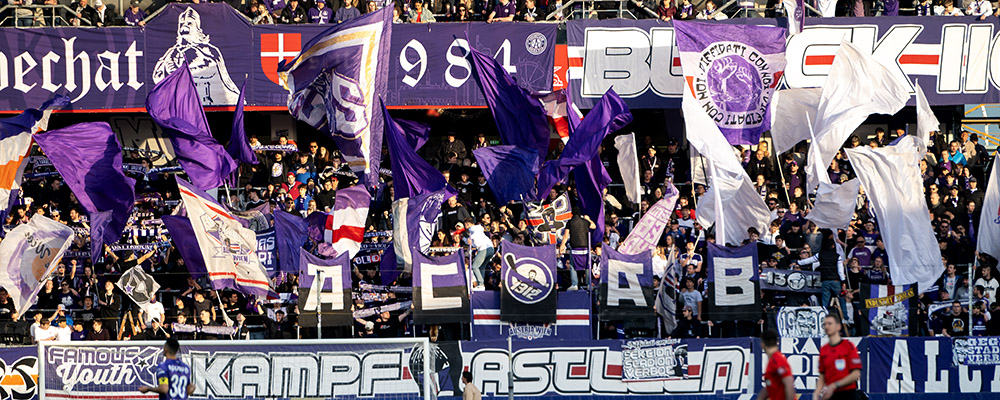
left=862, top=284, right=918, bottom=336
left=599, top=244, right=656, bottom=328
left=176, top=177, right=277, bottom=299
left=674, top=21, right=787, bottom=146
left=277, top=8, right=392, bottom=190
left=500, top=241, right=557, bottom=323
left=704, top=242, right=761, bottom=321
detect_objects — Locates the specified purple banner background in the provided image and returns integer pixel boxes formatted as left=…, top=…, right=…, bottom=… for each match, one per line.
left=0, top=4, right=555, bottom=112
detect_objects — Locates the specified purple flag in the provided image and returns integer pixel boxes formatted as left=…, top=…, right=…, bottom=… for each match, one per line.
left=379, top=249, right=402, bottom=285
left=472, top=145, right=539, bottom=204
left=227, top=79, right=258, bottom=165
left=34, top=122, right=137, bottom=263
left=469, top=46, right=550, bottom=162
left=383, top=100, right=449, bottom=200
left=146, top=64, right=237, bottom=191
left=274, top=209, right=309, bottom=274
left=575, top=155, right=611, bottom=245
left=305, top=211, right=330, bottom=243
left=536, top=89, right=632, bottom=201
left=298, top=249, right=353, bottom=327
left=674, top=20, right=788, bottom=146
left=160, top=215, right=208, bottom=278
left=412, top=249, right=470, bottom=324
left=396, top=118, right=431, bottom=151
left=277, top=8, right=392, bottom=190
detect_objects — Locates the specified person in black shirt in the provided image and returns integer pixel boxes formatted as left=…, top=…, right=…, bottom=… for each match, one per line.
left=941, top=301, right=969, bottom=337
left=168, top=297, right=191, bottom=325
left=374, top=309, right=410, bottom=338
left=57, top=281, right=80, bottom=311
left=671, top=305, right=705, bottom=338
left=103, top=246, right=155, bottom=274
left=192, top=291, right=216, bottom=323
left=314, top=179, right=337, bottom=212
left=441, top=196, right=471, bottom=232
left=0, top=289, right=16, bottom=322
left=97, top=280, right=121, bottom=337
left=74, top=297, right=98, bottom=331
left=36, top=280, right=60, bottom=311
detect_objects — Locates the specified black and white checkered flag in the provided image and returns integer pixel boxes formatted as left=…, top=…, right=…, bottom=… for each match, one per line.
left=117, top=266, right=160, bottom=307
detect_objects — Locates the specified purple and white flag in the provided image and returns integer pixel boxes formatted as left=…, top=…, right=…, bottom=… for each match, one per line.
left=500, top=241, right=557, bottom=323
left=599, top=244, right=655, bottom=328
left=298, top=250, right=353, bottom=327
left=0, top=215, right=75, bottom=314
left=34, top=122, right=137, bottom=263
left=392, top=187, right=452, bottom=271
left=619, top=183, right=680, bottom=255
left=782, top=0, right=805, bottom=35
left=674, top=21, right=788, bottom=146
left=412, top=249, right=470, bottom=324
left=176, top=177, right=277, bottom=299
left=277, top=8, right=392, bottom=190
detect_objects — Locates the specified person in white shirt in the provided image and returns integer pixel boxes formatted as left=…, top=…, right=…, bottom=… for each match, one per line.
left=54, top=319, right=73, bottom=341
left=974, top=265, right=999, bottom=304
left=967, top=0, right=991, bottom=18
left=936, top=0, right=964, bottom=14
left=34, top=319, right=58, bottom=343
left=142, top=294, right=166, bottom=325
left=464, top=217, right=495, bottom=289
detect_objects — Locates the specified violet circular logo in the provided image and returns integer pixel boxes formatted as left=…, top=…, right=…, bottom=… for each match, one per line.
left=706, top=55, right=763, bottom=113
left=503, top=254, right=554, bottom=304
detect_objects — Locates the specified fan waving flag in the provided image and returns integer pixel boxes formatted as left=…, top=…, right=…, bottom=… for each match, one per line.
left=117, top=266, right=161, bottom=308
left=147, top=64, right=237, bottom=191
left=34, top=122, right=137, bottom=263
left=674, top=20, right=787, bottom=146
left=473, top=145, right=539, bottom=205
left=176, top=177, right=276, bottom=299
left=227, top=79, right=258, bottom=165
left=0, top=215, right=75, bottom=315
left=500, top=241, right=558, bottom=323
left=277, top=8, right=392, bottom=190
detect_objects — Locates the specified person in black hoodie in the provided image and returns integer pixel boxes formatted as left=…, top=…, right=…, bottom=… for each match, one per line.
left=280, top=0, right=307, bottom=22
left=671, top=305, right=705, bottom=338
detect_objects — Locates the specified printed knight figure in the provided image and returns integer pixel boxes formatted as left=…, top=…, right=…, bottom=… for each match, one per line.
left=152, top=7, right=241, bottom=106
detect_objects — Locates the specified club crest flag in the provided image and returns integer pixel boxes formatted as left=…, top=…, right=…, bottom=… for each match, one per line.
left=500, top=241, right=558, bottom=323
left=117, top=266, right=161, bottom=308
left=412, top=249, right=470, bottom=325
left=704, top=242, right=761, bottom=321
left=393, top=188, right=451, bottom=272
left=277, top=8, right=392, bottom=189
left=176, top=177, right=276, bottom=299
left=298, top=250, right=353, bottom=327
left=862, top=284, right=918, bottom=336
left=599, top=244, right=656, bottom=328
left=525, top=193, right=573, bottom=245
left=0, top=215, right=74, bottom=314
left=674, top=21, right=787, bottom=146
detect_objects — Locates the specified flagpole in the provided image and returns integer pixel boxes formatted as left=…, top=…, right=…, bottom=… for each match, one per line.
left=708, top=161, right=726, bottom=246
left=770, top=136, right=793, bottom=207
left=317, top=270, right=323, bottom=339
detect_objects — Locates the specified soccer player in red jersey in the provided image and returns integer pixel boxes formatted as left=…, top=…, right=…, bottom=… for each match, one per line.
left=815, top=315, right=863, bottom=400
left=758, top=329, right=794, bottom=400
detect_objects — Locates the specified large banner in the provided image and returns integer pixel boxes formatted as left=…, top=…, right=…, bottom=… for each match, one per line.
left=412, top=250, right=470, bottom=324
left=599, top=245, right=656, bottom=328
left=704, top=243, right=760, bottom=321
left=567, top=17, right=1000, bottom=109
left=0, top=4, right=556, bottom=112
left=0, top=346, right=38, bottom=400
left=862, top=284, right=918, bottom=337
left=500, top=241, right=558, bottom=323
left=867, top=337, right=1000, bottom=394
left=759, top=268, right=822, bottom=293
left=472, top=291, right=591, bottom=341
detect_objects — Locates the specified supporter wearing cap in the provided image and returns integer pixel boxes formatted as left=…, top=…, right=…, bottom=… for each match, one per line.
left=91, top=0, right=118, bottom=27
left=124, top=0, right=146, bottom=26
left=671, top=305, right=705, bottom=338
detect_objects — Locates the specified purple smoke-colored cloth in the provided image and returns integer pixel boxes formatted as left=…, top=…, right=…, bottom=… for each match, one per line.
left=469, top=45, right=550, bottom=162
left=396, top=118, right=431, bottom=151
left=160, top=215, right=208, bottom=278
left=473, top=145, right=539, bottom=204
left=146, top=64, right=237, bottom=191
left=535, top=89, right=632, bottom=201
left=383, top=100, right=451, bottom=200
left=227, top=79, right=259, bottom=166
left=34, top=122, right=137, bottom=263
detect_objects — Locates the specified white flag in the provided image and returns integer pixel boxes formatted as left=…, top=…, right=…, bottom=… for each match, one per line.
left=817, top=0, right=836, bottom=16
left=845, top=136, right=943, bottom=293
left=977, top=157, right=1000, bottom=259
left=614, top=133, right=642, bottom=205
left=696, top=169, right=771, bottom=246
left=807, top=179, right=861, bottom=230
left=914, top=81, right=940, bottom=159
left=770, top=87, right=821, bottom=154
left=807, top=41, right=910, bottom=189
left=0, top=215, right=75, bottom=314
left=176, top=178, right=274, bottom=298
left=682, top=91, right=745, bottom=177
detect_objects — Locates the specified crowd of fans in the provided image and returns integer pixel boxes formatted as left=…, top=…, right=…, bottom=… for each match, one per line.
left=6, top=0, right=1000, bottom=28
left=0, top=114, right=997, bottom=345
